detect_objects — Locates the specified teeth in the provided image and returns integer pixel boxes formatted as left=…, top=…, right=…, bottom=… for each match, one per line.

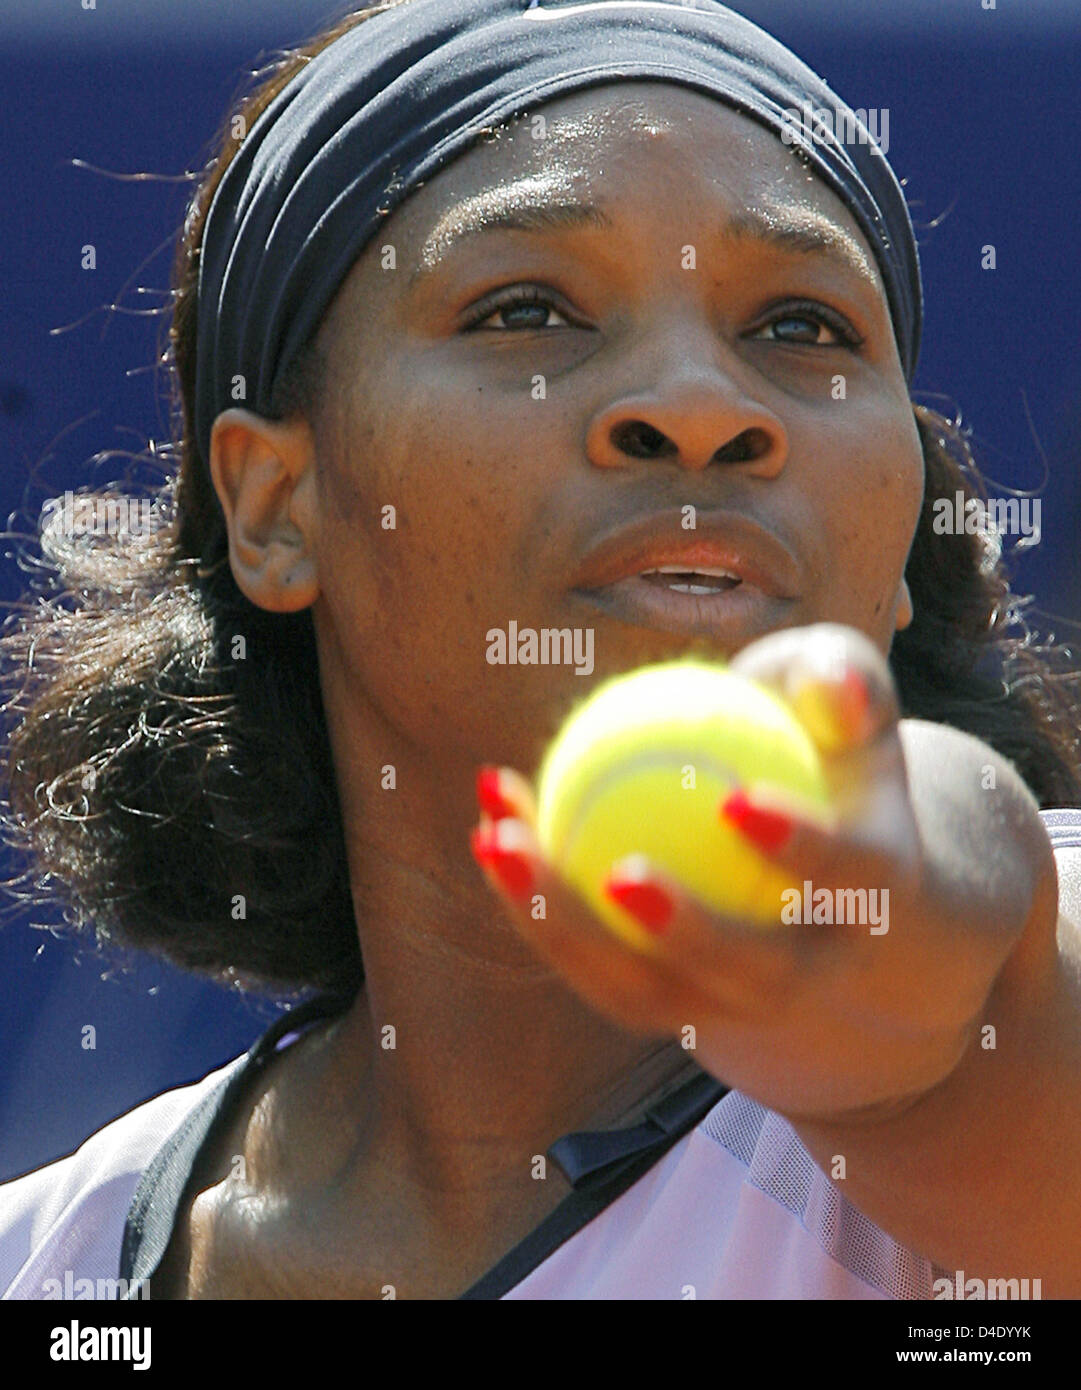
left=636, top=564, right=744, bottom=596
left=639, top=565, right=741, bottom=580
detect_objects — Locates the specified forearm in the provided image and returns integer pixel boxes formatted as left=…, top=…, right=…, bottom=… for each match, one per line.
left=790, top=720, right=1079, bottom=1295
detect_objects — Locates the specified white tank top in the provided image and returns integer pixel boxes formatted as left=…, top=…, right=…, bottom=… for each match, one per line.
left=3, top=805, right=1079, bottom=1301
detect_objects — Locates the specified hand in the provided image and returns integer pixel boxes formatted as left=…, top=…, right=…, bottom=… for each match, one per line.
left=470, top=623, right=1036, bottom=1125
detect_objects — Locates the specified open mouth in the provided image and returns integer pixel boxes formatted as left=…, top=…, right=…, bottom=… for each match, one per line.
left=636, top=565, right=743, bottom=596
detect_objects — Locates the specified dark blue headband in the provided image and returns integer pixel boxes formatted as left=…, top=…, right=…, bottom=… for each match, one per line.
left=194, top=0, right=923, bottom=465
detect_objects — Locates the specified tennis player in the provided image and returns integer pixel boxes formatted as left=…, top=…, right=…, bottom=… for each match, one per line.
left=2, top=0, right=1080, bottom=1301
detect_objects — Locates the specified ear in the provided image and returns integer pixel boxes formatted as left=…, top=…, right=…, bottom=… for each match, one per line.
left=208, top=408, right=320, bottom=613
left=895, top=577, right=914, bottom=632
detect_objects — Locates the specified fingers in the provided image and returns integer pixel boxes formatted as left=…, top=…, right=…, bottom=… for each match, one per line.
left=720, top=783, right=913, bottom=901
left=601, top=853, right=820, bottom=1010
left=469, top=815, right=713, bottom=1032
left=729, top=622, right=899, bottom=756
left=476, top=764, right=537, bottom=824
left=468, top=814, right=825, bottom=1031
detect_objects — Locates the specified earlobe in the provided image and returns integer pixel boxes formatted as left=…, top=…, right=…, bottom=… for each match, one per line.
left=895, top=577, right=914, bottom=632
left=209, top=408, right=320, bottom=614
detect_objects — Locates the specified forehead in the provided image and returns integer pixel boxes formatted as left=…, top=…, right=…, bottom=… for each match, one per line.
left=391, top=81, right=880, bottom=287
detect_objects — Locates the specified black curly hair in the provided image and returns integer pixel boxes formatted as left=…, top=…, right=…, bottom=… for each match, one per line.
left=2, top=0, right=1079, bottom=1001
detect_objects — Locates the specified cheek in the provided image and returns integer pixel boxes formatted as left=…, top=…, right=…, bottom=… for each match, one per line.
left=335, top=355, right=556, bottom=600
left=318, top=399, right=486, bottom=643
left=802, top=398, right=923, bottom=625
left=311, top=363, right=561, bottom=756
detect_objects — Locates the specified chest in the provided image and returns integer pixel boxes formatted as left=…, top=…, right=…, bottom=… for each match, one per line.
left=146, top=1128, right=566, bottom=1300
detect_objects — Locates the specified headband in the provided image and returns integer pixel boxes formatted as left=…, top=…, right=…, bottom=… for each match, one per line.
left=194, top=0, right=923, bottom=464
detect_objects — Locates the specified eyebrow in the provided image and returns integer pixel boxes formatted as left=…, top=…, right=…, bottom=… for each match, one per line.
left=725, top=211, right=876, bottom=283
left=409, top=184, right=878, bottom=289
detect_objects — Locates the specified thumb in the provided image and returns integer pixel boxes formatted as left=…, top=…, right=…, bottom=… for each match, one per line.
left=729, top=622, right=899, bottom=758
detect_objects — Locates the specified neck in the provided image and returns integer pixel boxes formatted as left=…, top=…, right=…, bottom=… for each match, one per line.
left=341, top=841, right=695, bottom=1199
left=290, top=732, right=697, bottom=1226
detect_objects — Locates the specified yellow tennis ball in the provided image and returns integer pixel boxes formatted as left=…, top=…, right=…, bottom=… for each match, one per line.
left=535, top=659, right=831, bottom=949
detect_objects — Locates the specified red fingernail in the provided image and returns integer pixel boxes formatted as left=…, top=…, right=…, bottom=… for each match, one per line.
left=476, top=765, right=517, bottom=820
left=838, top=668, right=871, bottom=736
left=470, top=824, right=534, bottom=898
left=603, top=874, right=674, bottom=934
left=720, top=789, right=794, bottom=853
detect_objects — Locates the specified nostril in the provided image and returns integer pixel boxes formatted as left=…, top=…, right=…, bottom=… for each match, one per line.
left=610, top=422, right=774, bottom=466
left=715, top=428, right=771, bottom=464
left=611, top=420, right=675, bottom=459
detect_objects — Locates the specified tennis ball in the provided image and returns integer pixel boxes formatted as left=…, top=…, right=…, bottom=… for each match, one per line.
left=535, top=659, right=831, bottom=949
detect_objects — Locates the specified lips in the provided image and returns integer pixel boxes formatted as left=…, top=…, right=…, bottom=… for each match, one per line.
left=570, top=509, right=801, bottom=598
left=569, top=509, right=801, bottom=641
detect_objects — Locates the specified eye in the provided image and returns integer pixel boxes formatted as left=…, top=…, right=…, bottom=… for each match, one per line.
left=462, top=286, right=575, bottom=332
left=750, top=301, right=863, bottom=350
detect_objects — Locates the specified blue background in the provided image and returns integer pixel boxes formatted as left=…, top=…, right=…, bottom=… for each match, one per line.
left=2, top=0, right=1079, bottom=1180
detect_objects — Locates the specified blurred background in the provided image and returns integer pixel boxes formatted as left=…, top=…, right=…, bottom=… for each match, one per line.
left=2, top=0, right=1080, bottom=1180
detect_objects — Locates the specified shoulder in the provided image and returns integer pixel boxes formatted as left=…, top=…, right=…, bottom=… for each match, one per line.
left=0, top=1054, right=245, bottom=1300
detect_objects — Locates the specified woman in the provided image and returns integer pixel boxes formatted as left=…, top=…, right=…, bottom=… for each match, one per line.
left=2, top=0, right=1080, bottom=1301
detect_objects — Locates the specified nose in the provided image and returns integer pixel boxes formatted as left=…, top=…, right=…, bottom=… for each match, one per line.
left=585, top=340, right=788, bottom=477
